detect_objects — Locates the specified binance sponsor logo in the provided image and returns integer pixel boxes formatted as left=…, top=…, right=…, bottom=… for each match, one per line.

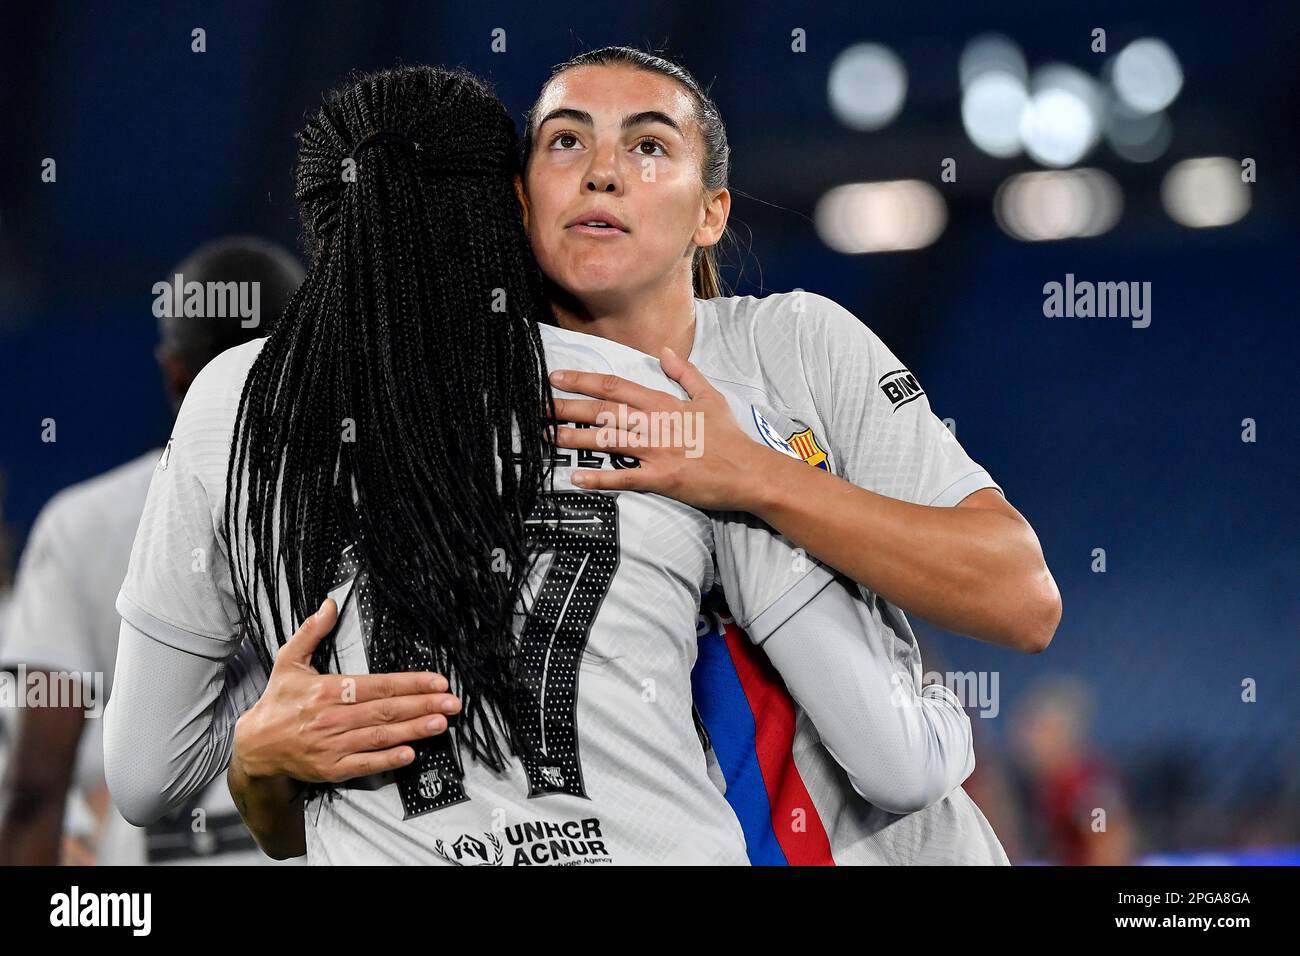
left=879, top=368, right=925, bottom=411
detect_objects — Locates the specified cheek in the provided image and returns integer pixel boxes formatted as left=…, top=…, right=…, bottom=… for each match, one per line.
left=637, top=168, right=703, bottom=239
left=523, top=179, right=563, bottom=264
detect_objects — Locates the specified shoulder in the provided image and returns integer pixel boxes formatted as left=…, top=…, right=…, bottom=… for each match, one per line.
left=171, top=338, right=266, bottom=444
left=185, top=338, right=266, bottom=411
left=702, top=291, right=873, bottom=362
left=699, top=291, right=880, bottom=404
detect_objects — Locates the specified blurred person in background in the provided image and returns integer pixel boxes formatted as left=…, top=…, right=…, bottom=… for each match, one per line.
left=0, top=478, right=14, bottom=847
left=913, top=634, right=1031, bottom=862
left=0, top=236, right=303, bottom=865
left=1012, top=676, right=1136, bottom=865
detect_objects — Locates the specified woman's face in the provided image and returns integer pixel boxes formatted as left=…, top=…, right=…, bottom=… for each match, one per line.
left=523, top=64, right=726, bottom=305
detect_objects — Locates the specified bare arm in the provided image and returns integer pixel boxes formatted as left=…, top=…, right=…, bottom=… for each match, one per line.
left=550, top=356, right=1062, bottom=654
left=227, top=743, right=308, bottom=861
left=750, top=476, right=1062, bottom=653
left=0, top=695, right=84, bottom=865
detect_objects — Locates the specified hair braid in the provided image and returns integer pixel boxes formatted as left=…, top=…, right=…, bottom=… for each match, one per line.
left=224, top=65, right=556, bottom=772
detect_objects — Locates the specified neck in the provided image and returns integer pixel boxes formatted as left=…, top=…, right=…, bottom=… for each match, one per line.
left=549, top=272, right=697, bottom=360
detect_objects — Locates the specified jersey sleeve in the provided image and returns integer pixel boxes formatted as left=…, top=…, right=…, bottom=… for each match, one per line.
left=104, top=619, right=268, bottom=825
left=710, top=509, right=836, bottom=645
left=0, top=502, right=101, bottom=676
left=759, top=572, right=975, bottom=813
left=800, top=293, right=1001, bottom=507
left=116, top=362, right=244, bottom=660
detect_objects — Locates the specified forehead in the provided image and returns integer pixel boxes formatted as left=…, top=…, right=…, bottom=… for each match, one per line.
left=534, top=64, right=696, bottom=134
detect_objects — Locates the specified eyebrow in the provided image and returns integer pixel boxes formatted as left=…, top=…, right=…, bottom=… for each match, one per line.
left=535, top=108, right=685, bottom=138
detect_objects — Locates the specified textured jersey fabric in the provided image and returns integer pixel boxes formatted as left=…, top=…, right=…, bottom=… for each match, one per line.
left=688, top=291, right=1009, bottom=865
left=114, top=326, right=829, bottom=866
left=3, top=450, right=275, bottom=864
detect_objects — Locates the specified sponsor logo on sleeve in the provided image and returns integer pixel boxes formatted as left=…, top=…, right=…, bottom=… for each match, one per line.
left=879, top=368, right=925, bottom=411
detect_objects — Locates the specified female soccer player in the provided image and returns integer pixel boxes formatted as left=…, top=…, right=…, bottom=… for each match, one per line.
left=515, top=46, right=1061, bottom=863
left=105, top=65, right=978, bottom=865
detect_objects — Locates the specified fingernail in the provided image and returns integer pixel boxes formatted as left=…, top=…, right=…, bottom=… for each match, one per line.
left=571, top=471, right=588, bottom=485
left=550, top=371, right=569, bottom=385
left=427, top=717, right=446, bottom=733
left=430, top=675, right=447, bottom=692
left=441, top=697, right=460, bottom=714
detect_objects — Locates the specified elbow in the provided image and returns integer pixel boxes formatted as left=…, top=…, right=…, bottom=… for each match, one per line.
left=109, top=795, right=164, bottom=829
left=849, top=753, right=971, bottom=814
left=104, top=761, right=166, bottom=828
left=103, top=705, right=167, bottom=827
left=1005, top=570, right=1062, bottom=654
left=855, top=772, right=955, bottom=815
left=258, top=837, right=307, bottom=861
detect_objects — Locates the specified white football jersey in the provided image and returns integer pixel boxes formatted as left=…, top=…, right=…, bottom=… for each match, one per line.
left=2, top=450, right=276, bottom=864
left=117, top=323, right=827, bottom=866
left=687, top=291, right=1010, bottom=865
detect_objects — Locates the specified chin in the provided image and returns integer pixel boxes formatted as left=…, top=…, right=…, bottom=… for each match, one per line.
left=558, top=259, right=636, bottom=297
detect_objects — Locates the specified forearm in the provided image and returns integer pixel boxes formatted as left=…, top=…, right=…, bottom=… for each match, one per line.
left=761, top=574, right=974, bottom=813
left=0, top=778, right=67, bottom=865
left=0, top=702, right=84, bottom=865
left=104, top=621, right=268, bottom=825
left=746, top=451, right=1058, bottom=651
left=227, top=735, right=307, bottom=860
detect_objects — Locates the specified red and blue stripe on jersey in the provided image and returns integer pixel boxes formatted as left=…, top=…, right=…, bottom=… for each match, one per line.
left=691, top=588, right=835, bottom=865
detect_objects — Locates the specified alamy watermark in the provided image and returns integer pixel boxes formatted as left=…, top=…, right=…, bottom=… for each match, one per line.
left=593, top=407, right=705, bottom=459
left=920, top=670, right=1000, bottom=718
left=1043, top=273, right=1151, bottom=328
left=0, top=665, right=104, bottom=718
left=152, top=273, right=262, bottom=328
left=49, top=886, right=151, bottom=936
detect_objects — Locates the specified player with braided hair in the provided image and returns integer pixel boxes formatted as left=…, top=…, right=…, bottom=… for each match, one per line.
left=227, top=66, right=554, bottom=772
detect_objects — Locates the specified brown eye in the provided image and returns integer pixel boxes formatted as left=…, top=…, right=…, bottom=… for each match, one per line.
left=636, top=139, right=665, bottom=157
left=551, top=133, right=579, bottom=150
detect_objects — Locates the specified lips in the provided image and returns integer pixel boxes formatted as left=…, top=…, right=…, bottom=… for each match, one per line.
left=565, top=209, right=629, bottom=233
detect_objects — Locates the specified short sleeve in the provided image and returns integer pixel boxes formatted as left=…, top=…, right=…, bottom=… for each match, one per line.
left=801, top=294, right=1002, bottom=508
left=711, top=510, right=835, bottom=646
left=116, top=364, right=245, bottom=660
left=0, top=504, right=101, bottom=676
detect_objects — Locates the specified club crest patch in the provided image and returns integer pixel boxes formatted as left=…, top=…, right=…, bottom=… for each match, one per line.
left=751, top=408, right=830, bottom=471
left=785, top=428, right=829, bottom=470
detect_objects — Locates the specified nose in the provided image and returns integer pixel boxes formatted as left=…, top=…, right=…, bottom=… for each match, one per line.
left=583, top=146, right=622, bottom=195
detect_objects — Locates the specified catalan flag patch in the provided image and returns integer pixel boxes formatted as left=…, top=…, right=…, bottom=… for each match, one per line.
left=785, top=428, right=829, bottom=470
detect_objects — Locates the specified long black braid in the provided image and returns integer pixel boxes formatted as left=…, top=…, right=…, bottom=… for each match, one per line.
left=224, top=65, right=555, bottom=771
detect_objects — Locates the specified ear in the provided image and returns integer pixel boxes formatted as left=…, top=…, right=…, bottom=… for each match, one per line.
left=694, top=187, right=730, bottom=249
left=514, top=173, right=531, bottom=234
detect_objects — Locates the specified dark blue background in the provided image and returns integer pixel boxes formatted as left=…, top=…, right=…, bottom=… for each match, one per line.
left=2, top=0, right=1296, bottom=853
